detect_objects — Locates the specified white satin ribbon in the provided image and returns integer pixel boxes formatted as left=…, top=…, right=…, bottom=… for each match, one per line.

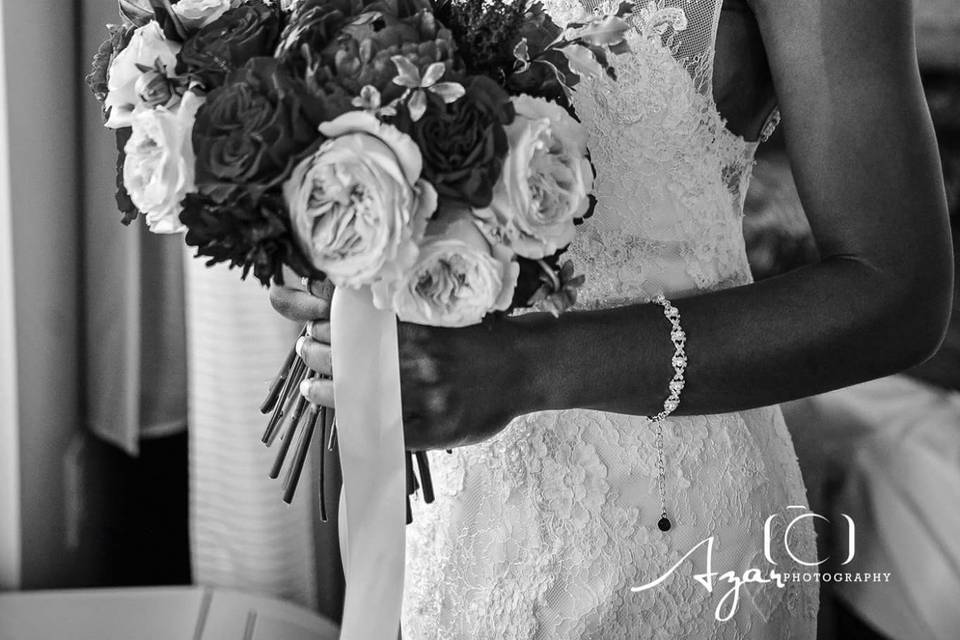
left=331, top=286, right=406, bottom=640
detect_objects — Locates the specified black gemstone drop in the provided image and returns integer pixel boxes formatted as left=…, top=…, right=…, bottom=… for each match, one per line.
left=657, top=516, right=672, bottom=532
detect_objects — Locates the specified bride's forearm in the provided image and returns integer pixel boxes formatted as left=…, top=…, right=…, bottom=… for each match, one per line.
left=516, top=255, right=952, bottom=417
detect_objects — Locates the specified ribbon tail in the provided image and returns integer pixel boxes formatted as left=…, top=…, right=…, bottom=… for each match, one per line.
left=331, top=286, right=406, bottom=640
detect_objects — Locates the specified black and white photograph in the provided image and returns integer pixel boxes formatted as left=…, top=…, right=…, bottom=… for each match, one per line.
left=0, top=0, right=958, bottom=638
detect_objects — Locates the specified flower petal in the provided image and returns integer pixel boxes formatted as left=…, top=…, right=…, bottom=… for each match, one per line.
left=391, top=55, right=421, bottom=87
left=429, top=82, right=466, bottom=104
left=420, top=62, right=447, bottom=87
left=318, top=111, right=424, bottom=185
left=569, top=15, right=631, bottom=46
left=560, top=44, right=603, bottom=79
left=513, top=37, right=530, bottom=72
left=408, top=89, right=427, bottom=122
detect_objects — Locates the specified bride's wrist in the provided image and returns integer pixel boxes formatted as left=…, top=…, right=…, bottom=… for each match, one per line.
left=510, top=311, right=581, bottom=414
left=510, top=303, right=681, bottom=417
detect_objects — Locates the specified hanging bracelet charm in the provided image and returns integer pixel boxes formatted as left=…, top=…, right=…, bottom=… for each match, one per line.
left=648, top=295, right=686, bottom=532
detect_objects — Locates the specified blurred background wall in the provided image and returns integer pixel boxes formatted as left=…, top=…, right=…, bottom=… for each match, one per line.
left=0, top=0, right=192, bottom=591
left=2, top=0, right=90, bottom=589
left=916, top=0, right=960, bottom=70
left=0, top=0, right=21, bottom=591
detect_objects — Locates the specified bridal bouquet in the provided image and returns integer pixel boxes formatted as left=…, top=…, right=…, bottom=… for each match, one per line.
left=88, top=0, right=630, bottom=635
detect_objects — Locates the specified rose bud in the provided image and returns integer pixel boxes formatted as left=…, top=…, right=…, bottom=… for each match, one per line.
left=135, top=69, right=178, bottom=109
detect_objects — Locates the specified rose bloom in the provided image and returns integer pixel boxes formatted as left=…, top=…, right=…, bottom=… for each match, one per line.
left=123, top=91, right=204, bottom=233
left=397, top=76, right=514, bottom=208
left=475, top=95, right=592, bottom=259
left=176, top=1, right=281, bottom=90
left=379, top=208, right=518, bottom=327
left=283, top=111, right=437, bottom=291
left=104, top=21, right=181, bottom=129
left=173, top=0, right=241, bottom=31
left=191, top=58, right=332, bottom=202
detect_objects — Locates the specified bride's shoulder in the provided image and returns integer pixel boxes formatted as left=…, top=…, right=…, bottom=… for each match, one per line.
left=744, top=0, right=912, bottom=26
left=742, top=0, right=916, bottom=63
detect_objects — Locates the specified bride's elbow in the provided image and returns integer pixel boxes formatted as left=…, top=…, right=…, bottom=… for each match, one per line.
left=876, top=257, right=954, bottom=372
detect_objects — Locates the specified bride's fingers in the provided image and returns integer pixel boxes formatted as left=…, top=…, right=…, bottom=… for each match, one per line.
left=307, top=320, right=331, bottom=343
left=297, top=337, right=332, bottom=376
left=300, top=378, right=334, bottom=408
left=306, top=278, right=335, bottom=300
left=269, top=285, right=330, bottom=322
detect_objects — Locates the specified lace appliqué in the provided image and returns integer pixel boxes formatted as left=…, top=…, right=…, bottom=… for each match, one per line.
left=634, top=1, right=689, bottom=37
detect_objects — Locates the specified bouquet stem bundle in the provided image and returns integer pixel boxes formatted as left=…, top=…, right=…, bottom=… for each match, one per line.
left=259, top=329, right=436, bottom=521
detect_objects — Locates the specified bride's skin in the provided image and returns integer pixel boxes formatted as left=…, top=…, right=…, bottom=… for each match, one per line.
left=271, top=0, right=954, bottom=450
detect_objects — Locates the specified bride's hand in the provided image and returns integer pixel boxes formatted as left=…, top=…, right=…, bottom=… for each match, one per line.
left=267, top=270, right=334, bottom=324
left=269, top=282, right=534, bottom=450
left=393, top=319, right=531, bottom=450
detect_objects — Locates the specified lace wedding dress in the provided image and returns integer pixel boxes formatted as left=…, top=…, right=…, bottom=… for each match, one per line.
left=402, top=1, right=819, bottom=637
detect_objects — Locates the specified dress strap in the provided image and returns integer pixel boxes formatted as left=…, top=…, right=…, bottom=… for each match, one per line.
left=643, top=0, right=725, bottom=95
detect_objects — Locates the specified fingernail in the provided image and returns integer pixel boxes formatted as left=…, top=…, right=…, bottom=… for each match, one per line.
left=295, top=336, right=307, bottom=358
left=299, top=379, right=312, bottom=400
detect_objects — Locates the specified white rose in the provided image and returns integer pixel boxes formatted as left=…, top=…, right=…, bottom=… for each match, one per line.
left=173, top=0, right=239, bottom=31
left=376, top=208, right=519, bottom=328
left=123, top=91, right=203, bottom=234
left=476, top=95, right=593, bottom=259
left=104, top=21, right=181, bottom=129
left=284, top=111, right=438, bottom=292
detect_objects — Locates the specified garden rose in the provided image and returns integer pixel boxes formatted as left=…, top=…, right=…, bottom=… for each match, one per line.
left=191, top=58, right=332, bottom=202
left=283, top=111, right=437, bottom=290
left=173, top=0, right=239, bottom=31
left=104, top=21, right=181, bottom=128
left=377, top=208, right=518, bottom=327
left=123, top=91, right=204, bottom=233
left=475, top=95, right=592, bottom=259
left=395, top=76, right=513, bottom=208
left=176, top=1, right=281, bottom=89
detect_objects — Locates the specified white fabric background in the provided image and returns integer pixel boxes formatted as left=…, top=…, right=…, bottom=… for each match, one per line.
left=184, top=253, right=317, bottom=607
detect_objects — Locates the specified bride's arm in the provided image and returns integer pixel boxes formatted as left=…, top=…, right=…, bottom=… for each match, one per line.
left=278, top=0, right=953, bottom=449
left=526, top=0, right=953, bottom=417
left=530, top=0, right=953, bottom=417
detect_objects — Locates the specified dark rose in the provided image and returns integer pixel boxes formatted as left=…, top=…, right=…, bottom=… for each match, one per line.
left=192, top=57, right=342, bottom=203
left=274, top=0, right=355, bottom=72
left=176, top=1, right=281, bottom=90
left=180, top=191, right=320, bottom=286
left=395, top=76, right=514, bottom=208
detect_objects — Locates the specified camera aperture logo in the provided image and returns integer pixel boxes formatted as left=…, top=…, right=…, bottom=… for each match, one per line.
left=630, top=506, right=890, bottom=621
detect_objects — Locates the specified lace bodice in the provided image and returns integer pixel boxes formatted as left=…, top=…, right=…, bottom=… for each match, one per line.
left=559, top=0, right=765, bottom=309
left=402, top=2, right=817, bottom=638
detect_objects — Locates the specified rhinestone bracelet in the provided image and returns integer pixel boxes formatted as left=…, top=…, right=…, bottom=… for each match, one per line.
left=648, top=295, right=686, bottom=531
